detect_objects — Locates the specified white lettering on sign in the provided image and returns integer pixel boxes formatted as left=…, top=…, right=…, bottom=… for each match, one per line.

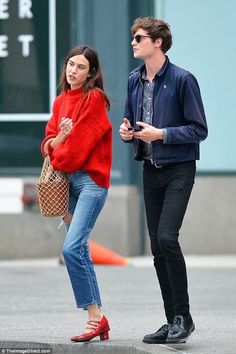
left=0, top=0, right=33, bottom=19
left=0, top=35, right=8, bottom=57
left=19, top=0, right=33, bottom=19
left=0, top=0, right=9, bottom=19
left=18, top=34, right=34, bottom=57
left=0, top=0, right=35, bottom=58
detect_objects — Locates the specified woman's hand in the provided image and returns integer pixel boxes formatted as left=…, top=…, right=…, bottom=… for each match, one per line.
left=48, top=118, right=73, bottom=152
left=59, top=117, right=73, bottom=136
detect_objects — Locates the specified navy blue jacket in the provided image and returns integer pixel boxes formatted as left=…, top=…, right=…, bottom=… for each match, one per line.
left=124, top=57, right=208, bottom=163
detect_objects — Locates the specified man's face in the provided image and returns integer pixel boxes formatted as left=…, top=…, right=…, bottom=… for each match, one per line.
left=131, top=29, right=156, bottom=60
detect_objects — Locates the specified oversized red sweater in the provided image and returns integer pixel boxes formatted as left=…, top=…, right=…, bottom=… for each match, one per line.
left=41, top=88, right=112, bottom=188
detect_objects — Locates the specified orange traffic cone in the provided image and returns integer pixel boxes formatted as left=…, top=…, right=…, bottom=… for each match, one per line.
left=89, top=240, right=128, bottom=266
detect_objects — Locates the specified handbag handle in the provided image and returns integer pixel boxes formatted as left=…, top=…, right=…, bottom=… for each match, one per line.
left=40, top=155, right=53, bottom=181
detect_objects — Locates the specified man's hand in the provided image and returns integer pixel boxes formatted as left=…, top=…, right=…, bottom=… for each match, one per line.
left=133, top=121, right=164, bottom=143
left=119, top=118, right=134, bottom=141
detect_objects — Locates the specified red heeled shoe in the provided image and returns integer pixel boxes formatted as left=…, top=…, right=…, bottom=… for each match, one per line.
left=71, top=315, right=110, bottom=342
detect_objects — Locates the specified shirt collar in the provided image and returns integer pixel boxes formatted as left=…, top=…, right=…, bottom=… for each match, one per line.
left=141, top=69, right=148, bottom=81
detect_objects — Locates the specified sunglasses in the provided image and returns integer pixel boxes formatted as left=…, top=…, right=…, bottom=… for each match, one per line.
left=131, top=35, right=152, bottom=43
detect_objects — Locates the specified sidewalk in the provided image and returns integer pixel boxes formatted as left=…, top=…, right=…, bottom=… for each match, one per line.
left=0, top=256, right=236, bottom=354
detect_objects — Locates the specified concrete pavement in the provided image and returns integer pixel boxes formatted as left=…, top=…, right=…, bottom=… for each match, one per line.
left=0, top=256, right=236, bottom=354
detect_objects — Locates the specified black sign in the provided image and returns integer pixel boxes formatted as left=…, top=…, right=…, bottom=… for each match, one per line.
left=0, top=0, right=51, bottom=116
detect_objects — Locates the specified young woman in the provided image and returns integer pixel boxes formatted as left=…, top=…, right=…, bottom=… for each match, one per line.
left=41, top=45, right=112, bottom=342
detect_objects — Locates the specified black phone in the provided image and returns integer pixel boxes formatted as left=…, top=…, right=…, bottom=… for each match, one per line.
left=128, top=127, right=142, bottom=132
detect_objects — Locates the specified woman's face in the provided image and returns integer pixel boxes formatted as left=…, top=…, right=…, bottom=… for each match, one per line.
left=66, top=54, right=90, bottom=90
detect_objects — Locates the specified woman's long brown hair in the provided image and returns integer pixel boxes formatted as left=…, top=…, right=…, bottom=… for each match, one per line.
left=59, top=45, right=110, bottom=110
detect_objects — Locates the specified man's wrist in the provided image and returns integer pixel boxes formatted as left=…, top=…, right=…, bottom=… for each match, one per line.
left=156, top=128, right=165, bottom=140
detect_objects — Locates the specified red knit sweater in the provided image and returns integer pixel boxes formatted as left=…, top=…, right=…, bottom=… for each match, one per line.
left=41, top=88, right=112, bottom=188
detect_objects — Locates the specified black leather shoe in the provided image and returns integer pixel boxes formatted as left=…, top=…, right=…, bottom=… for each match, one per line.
left=143, top=324, right=171, bottom=344
left=166, top=315, right=195, bottom=343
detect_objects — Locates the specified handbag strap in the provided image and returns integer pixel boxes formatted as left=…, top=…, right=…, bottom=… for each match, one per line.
left=40, top=155, right=53, bottom=180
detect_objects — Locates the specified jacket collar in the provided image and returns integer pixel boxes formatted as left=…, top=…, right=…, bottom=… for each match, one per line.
left=138, top=55, right=169, bottom=78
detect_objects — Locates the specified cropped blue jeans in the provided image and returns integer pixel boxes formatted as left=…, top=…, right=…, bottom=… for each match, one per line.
left=62, top=171, right=108, bottom=310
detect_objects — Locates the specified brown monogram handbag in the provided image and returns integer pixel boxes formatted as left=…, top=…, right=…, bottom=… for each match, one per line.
left=36, top=156, right=69, bottom=217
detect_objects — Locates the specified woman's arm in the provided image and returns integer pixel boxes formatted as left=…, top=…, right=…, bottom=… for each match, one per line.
left=41, top=97, right=73, bottom=157
left=45, top=117, right=73, bottom=154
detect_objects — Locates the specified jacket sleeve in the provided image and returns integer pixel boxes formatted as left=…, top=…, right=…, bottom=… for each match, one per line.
left=164, top=74, right=208, bottom=144
left=124, top=78, right=135, bottom=123
left=51, top=90, right=111, bottom=171
left=122, top=78, right=135, bottom=144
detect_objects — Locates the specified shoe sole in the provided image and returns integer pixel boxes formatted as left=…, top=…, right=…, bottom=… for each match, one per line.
left=143, top=339, right=167, bottom=344
left=166, top=324, right=195, bottom=344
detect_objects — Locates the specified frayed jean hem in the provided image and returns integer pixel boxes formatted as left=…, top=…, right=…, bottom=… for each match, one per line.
left=76, top=301, right=102, bottom=311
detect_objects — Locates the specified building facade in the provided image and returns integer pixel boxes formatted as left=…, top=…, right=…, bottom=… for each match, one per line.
left=0, top=0, right=235, bottom=258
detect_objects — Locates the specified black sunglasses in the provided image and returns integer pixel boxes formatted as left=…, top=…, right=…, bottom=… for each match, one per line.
left=131, top=35, right=152, bottom=43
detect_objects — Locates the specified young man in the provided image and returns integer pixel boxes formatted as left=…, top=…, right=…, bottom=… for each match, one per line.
left=119, top=17, right=208, bottom=344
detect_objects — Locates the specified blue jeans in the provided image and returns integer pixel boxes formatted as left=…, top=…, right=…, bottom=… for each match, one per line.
left=62, top=171, right=108, bottom=309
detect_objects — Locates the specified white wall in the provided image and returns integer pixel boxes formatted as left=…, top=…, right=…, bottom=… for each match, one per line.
left=155, top=0, right=236, bottom=172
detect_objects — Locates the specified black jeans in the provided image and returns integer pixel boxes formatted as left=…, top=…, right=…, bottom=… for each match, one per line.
left=143, top=161, right=196, bottom=324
